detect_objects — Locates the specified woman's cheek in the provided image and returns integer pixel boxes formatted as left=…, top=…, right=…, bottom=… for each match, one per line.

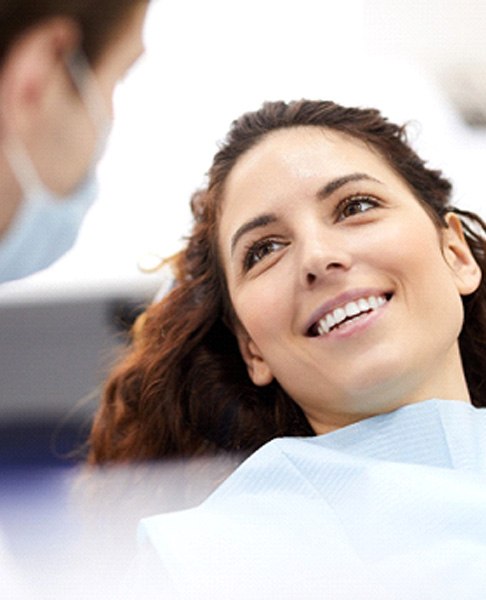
left=235, top=281, right=287, bottom=338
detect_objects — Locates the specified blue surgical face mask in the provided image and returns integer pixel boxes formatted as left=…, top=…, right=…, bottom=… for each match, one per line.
left=0, top=51, right=111, bottom=284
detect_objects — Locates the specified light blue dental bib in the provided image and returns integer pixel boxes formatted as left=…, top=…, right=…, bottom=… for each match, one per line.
left=139, top=399, right=486, bottom=599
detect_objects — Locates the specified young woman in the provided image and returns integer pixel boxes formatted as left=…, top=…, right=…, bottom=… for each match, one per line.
left=88, top=99, right=485, bottom=463
left=89, top=100, right=486, bottom=598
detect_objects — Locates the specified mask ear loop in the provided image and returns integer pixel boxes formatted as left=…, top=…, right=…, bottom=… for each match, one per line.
left=65, top=50, right=113, bottom=174
left=65, top=50, right=110, bottom=134
left=2, top=131, right=46, bottom=199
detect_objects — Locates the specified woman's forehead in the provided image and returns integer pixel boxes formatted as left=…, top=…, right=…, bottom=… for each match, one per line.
left=219, top=127, right=391, bottom=212
left=224, top=127, right=385, bottom=188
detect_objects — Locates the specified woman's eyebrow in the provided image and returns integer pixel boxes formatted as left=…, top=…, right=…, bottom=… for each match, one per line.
left=230, top=173, right=382, bottom=255
left=317, top=172, right=382, bottom=200
left=231, top=213, right=278, bottom=255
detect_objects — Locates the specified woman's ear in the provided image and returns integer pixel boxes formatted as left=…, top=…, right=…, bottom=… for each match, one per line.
left=234, top=324, right=274, bottom=386
left=443, top=212, right=482, bottom=295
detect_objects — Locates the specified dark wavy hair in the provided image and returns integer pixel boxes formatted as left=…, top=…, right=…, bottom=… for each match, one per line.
left=0, top=0, right=147, bottom=66
left=87, top=99, right=486, bottom=464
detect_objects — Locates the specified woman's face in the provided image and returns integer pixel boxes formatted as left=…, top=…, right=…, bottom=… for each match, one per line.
left=218, top=126, right=480, bottom=433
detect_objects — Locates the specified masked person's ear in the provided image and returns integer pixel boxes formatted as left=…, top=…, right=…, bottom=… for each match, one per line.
left=0, top=17, right=80, bottom=133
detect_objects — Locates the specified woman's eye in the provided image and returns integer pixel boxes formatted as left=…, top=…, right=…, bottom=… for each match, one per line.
left=244, top=239, right=285, bottom=271
left=338, top=196, right=378, bottom=220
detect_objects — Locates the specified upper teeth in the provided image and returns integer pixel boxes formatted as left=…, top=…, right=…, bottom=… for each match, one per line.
left=316, top=295, right=387, bottom=336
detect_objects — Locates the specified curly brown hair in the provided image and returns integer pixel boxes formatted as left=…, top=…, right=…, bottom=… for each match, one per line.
left=87, top=99, right=486, bottom=464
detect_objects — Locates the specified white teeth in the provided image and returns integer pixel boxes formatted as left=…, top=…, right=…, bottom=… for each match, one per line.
left=313, top=294, right=389, bottom=337
left=333, top=307, right=346, bottom=325
left=368, top=296, right=378, bottom=309
left=358, top=298, right=370, bottom=312
left=344, top=301, right=360, bottom=318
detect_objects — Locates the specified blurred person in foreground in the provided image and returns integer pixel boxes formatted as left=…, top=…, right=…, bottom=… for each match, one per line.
left=0, top=1, right=150, bottom=596
left=0, top=0, right=149, bottom=283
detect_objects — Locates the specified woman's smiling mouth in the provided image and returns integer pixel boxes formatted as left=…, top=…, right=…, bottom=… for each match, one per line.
left=306, top=293, right=393, bottom=337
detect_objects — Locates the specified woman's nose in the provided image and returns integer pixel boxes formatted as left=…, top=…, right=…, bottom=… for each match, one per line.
left=299, top=229, right=352, bottom=287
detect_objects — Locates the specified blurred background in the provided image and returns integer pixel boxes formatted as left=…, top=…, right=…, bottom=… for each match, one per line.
left=0, top=0, right=485, bottom=593
left=0, top=0, right=485, bottom=468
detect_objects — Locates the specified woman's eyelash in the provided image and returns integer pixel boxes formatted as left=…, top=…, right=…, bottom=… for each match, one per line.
left=336, top=195, right=379, bottom=220
left=243, top=238, right=285, bottom=271
left=241, top=195, right=379, bottom=271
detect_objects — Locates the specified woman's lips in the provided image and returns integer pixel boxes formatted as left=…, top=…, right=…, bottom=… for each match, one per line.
left=306, top=292, right=392, bottom=337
